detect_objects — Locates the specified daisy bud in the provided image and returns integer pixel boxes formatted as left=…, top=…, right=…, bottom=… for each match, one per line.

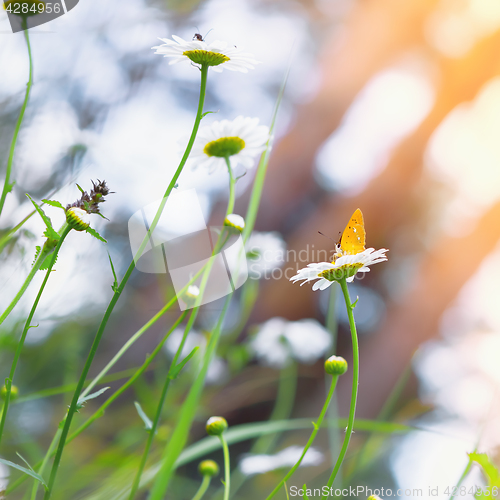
left=182, top=285, right=200, bottom=307
left=66, top=207, right=90, bottom=231
left=206, top=416, right=228, bottom=436
left=367, top=496, right=383, bottom=500
left=324, top=355, right=348, bottom=376
left=198, top=459, right=219, bottom=477
left=0, top=384, right=19, bottom=401
left=224, top=214, right=245, bottom=232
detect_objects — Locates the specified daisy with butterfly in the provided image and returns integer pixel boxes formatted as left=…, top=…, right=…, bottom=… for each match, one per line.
left=281, top=209, right=388, bottom=498
left=290, top=209, right=388, bottom=290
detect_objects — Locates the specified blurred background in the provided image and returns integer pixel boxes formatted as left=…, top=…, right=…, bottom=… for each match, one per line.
left=1, top=0, right=500, bottom=498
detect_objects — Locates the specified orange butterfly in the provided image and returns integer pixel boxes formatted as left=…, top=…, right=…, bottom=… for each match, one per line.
left=335, top=208, right=366, bottom=257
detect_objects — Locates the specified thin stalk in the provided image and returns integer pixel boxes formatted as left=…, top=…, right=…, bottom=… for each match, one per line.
left=224, top=157, right=235, bottom=214
left=325, top=284, right=340, bottom=487
left=0, top=20, right=33, bottom=217
left=219, top=434, right=230, bottom=500
left=0, top=221, right=68, bottom=327
left=127, top=311, right=193, bottom=499
left=149, top=295, right=232, bottom=500
left=129, top=153, right=237, bottom=498
left=322, top=278, right=359, bottom=496
left=0, top=225, right=71, bottom=448
left=449, top=458, right=473, bottom=500
left=192, top=475, right=211, bottom=500
left=42, top=64, right=209, bottom=500
left=6, top=312, right=188, bottom=496
left=30, top=429, right=61, bottom=500
left=265, top=375, right=339, bottom=499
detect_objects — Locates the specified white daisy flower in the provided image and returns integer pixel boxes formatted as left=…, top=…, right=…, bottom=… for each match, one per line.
left=239, top=446, right=323, bottom=476
left=189, top=116, right=269, bottom=173
left=250, top=318, right=332, bottom=369
left=290, top=248, right=389, bottom=291
left=152, top=35, right=259, bottom=73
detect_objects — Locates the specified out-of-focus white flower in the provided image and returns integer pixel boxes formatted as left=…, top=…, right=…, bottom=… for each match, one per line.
left=190, top=116, right=269, bottom=173
left=152, top=35, right=259, bottom=73
left=290, top=248, right=389, bottom=290
left=246, top=231, right=286, bottom=279
left=224, top=214, right=245, bottom=232
left=164, top=328, right=227, bottom=385
left=239, top=446, right=323, bottom=476
left=250, top=318, right=332, bottom=368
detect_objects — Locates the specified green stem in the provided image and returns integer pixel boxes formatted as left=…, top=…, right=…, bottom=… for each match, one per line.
left=6, top=311, right=188, bottom=495
left=0, top=225, right=71, bottom=449
left=265, top=375, right=339, bottom=499
left=42, top=64, right=209, bottom=500
left=220, top=434, right=230, bottom=500
left=449, top=458, right=473, bottom=500
left=224, top=157, right=235, bottom=214
left=149, top=295, right=231, bottom=500
left=30, top=428, right=61, bottom=500
left=127, top=311, right=193, bottom=499
left=0, top=222, right=68, bottom=327
left=0, top=21, right=33, bottom=217
left=322, top=278, right=359, bottom=496
left=192, top=475, right=211, bottom=500
left=129, top=154, right=237, bottom=498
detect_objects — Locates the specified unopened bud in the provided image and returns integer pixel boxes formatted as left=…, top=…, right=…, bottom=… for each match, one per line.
left=206, top=416, right=228, bottom=436
left=324, top=355, right=348, bottom=376
left=198, top=459, right=219, bottom=477
left=0, top=384, right=19, bottom=401
left=224, top=214, right=245, bottom=232
left=66, top=207, right=90, bottom=231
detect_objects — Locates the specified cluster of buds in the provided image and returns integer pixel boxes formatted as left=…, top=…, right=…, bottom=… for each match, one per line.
left=65, top=180, right=111, bottom=231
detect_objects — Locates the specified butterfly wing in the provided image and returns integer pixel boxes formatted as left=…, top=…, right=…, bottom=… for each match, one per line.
left=339, top=209, right=366, bottom=255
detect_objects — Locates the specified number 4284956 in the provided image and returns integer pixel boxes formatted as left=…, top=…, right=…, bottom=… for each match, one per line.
left=5, top=2, right=62, bottom=14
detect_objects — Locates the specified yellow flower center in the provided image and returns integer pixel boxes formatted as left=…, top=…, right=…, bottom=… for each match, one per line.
left=319, top=263, right=363, bottom=282
left=183, top=49, right=230, bottom=67
left=203, top=137, right=245, bottom=158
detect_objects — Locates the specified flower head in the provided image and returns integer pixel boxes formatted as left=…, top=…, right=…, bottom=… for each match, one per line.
left=224, top=214, right=245, bottom=232
left=190, top=116, right=269, bottom=173
left=324, top=355, right=348, bottom=376
left=152, top=35, right=259, bottom=73
left=206, top=416, right=228, bottom=436
left=290, top=248, right=388, bottom=290
left=66, top=179, right=111, bottom=215
left=250, top=318, right=332, bottom=369
left=198, top=460, right=219, bottom=477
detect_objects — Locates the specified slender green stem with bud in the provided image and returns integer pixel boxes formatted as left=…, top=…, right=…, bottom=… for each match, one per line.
left=192, top=475, right=211, bottom=500
left=266, top=375, right=339, bottom=499
left=0, top=21, right=33, bottom=217
left=220, top=433, right=231, bottom=500
left=224, top=156, right=235, bottom=214
left=322, top=278, right=360, bottom=496
left=0, top=225, right=71, bottom=449
left=43, top=64, right=209, bottom=500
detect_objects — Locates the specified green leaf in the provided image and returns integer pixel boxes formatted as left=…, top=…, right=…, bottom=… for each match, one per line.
left=32, top=245, right=42, bottom=267
left=134, top=402, right=153, bottom=431
left=41, top=199, right=64, bottom=210
left=26, top=194, right=59, bottom=241
left=201, top=110, right=218, bottom=118
left=0, top=457, right=47, bottom=489
left=77, top=387, right=110, bottom=408
left=107, top=252, right=119, bottom=291
left=76, top=183, right=84, bottom=194
left=303, top=484, right=310, bottom=500
left=85, top=226, right=107, bottom=243
left=470, top=453, right=500, bottom=485
left=169, top=347, right=199, bottom=380
left=39, top=252, right=58, bottom=271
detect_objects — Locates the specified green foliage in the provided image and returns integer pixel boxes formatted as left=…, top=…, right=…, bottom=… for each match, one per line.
left=134, top=402, right=153, bottom=431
